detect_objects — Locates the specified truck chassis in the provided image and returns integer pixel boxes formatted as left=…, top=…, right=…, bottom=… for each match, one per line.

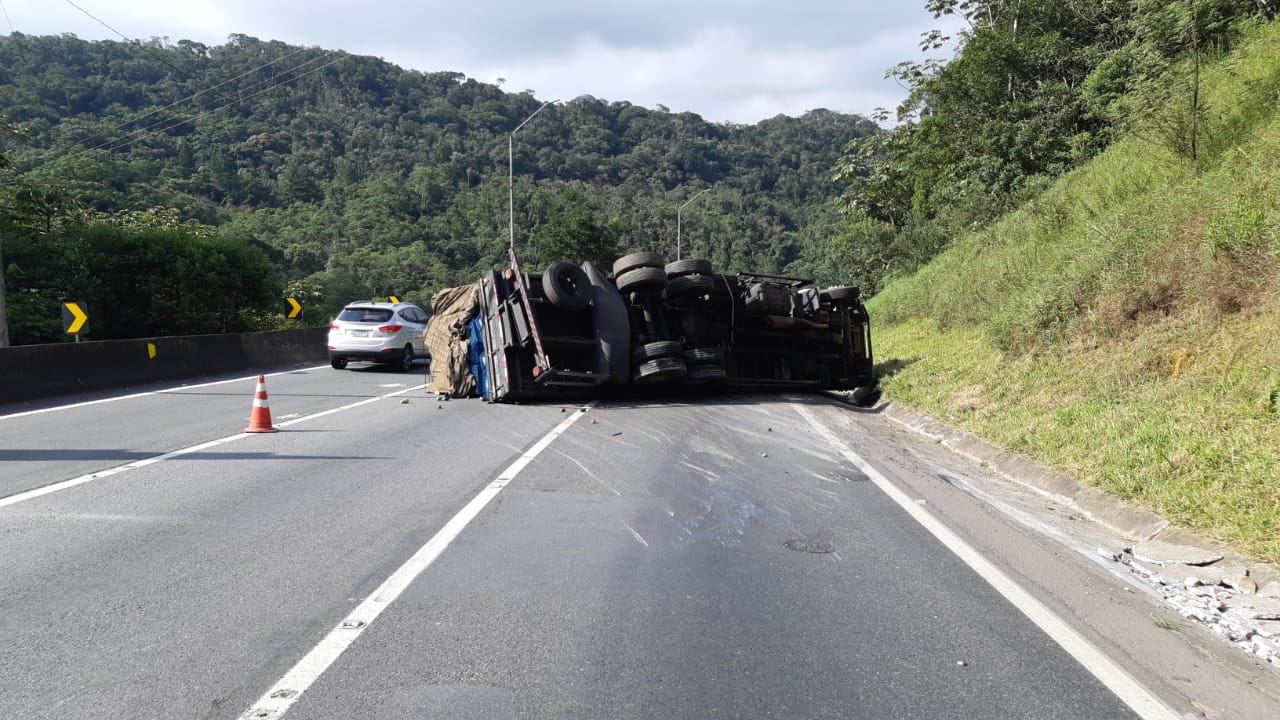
left=473, top=249, right=875, bottom=403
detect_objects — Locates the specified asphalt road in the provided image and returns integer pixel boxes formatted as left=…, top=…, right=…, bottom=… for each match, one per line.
left=2, top=364, right=1277, bottom=719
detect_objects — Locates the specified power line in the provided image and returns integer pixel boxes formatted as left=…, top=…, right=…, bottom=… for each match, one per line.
left=17, top=0, right=348, bottom=165
left=101, top=45, right=312, bottom=139
left=53, top=1, right=326, bottom=161
left=60, top=0, right=128, bottom=41
left=99, top=50, right=351, bottom=154
left=0, top=0, right=14, bottom=34
left=31, top=47, right=352, bottom=168
left=89, top=49, right=337, bottom=155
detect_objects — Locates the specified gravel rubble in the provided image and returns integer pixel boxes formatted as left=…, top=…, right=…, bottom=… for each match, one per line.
left=1102, top=544, right=1280, bottom=667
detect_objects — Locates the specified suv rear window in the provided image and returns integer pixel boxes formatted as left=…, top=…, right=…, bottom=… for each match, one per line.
left=338, top=307, right=394, bottom=323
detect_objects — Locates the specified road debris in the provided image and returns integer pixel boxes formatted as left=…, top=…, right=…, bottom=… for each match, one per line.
left=1100, top=546, right=1280, bottom=667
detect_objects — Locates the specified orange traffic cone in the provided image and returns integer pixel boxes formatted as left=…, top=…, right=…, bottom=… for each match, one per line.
left=244, top=374, right=279, bottom=433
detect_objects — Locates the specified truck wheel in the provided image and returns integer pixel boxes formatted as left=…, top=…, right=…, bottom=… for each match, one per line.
left=633, top=357, right=687, bottom=382
left=616, top=266, right=667, bottom=293
left=851, top=384, right=882, bottom=407
left=688, top=365, right=727, bottom=383
left=683, top=347, right=724, bottom=366
left=820, top=285, right=860, bottom=303
left=631, top=340, right=683, bottom=366
left=665, top=258, right=713, bottom=278
left=665, top=274, right=714, bottom=299
left=612, top=252, right=666, bottom=276
left=542, top=261, right=591, bottom=312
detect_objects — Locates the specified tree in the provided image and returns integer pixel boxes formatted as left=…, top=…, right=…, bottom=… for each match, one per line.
left=530, top=205, right=621, bottom=270
left=0, top=122, right=23, bottom=348
left=836, top=0, right=1270, bottom=289
left=60, top=220, right=281, bottom=338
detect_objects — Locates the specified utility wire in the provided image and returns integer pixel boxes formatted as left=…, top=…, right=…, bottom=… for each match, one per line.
left=35, top=48, right=350, bottom=167
left=0, top=0, right=14, bottom=34
left=48, top=2, right=213, bottom=122
left=51, top=0, right=333, bottom=162
left=60, top=0, right=128, bottom=41
left=97, top=46, right=312, bottom=141
left=24, top=2, right=352, bottom=167
left=90, top=50, right=339, bottom=155
left=91, top=50, right=350, bottom=155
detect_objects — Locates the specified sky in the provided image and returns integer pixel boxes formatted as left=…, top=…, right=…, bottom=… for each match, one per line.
left=1, top=0, right=961, bottom=124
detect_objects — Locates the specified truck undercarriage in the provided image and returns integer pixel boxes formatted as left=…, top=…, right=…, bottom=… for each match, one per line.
left=470, top=249, right=876, bottom=403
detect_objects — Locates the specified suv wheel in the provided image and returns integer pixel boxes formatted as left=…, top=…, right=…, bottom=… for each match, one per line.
left=398, top=346, right=414, bottom=372
left=331, top=356, right=348, bottom=370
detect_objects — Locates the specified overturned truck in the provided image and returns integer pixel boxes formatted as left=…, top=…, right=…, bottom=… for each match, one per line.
left=454, top=248, right=875, bottom=403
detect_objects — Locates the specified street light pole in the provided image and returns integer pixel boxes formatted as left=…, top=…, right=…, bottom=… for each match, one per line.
left=509, top=99, right=558, bottom=250
left=676, top=188, right=710, bottom=261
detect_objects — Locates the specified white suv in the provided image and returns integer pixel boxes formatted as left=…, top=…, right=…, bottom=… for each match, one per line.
left=327, top=301, right=430, bottom=371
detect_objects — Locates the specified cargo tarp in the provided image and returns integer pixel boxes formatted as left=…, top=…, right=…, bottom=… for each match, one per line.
left=425, top=284, right=479, bottom=397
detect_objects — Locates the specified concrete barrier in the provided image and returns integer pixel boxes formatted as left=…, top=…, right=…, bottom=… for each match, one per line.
left=0, top=328, right=328, bottom=406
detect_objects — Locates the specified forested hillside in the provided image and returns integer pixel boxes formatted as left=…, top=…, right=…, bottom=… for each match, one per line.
left=0, top=32, right=874, bottom=344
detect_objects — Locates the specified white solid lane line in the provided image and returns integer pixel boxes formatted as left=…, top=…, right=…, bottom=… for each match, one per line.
left=0, top=385, right=424, bottom=510
left=793, top=403, right=1182, bottom=720
left=235, top=403, right=595, bottom=720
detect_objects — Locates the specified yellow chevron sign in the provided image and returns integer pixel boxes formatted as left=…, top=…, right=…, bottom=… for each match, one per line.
left=62, top=301, right=89, bottom=334
left=285, top=297, right=303, bottom=319
left=388, top=295, right=401, bottom=303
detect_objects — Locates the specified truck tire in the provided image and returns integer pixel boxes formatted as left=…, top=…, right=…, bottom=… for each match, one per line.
left=665, top=258, right=713, bottom=278
left=665, top=274, right=714, bottom=299
left=542, top=261, right=592, bottom=312
left=688, top=365, right=727, bottom=383
left=683, top=347, right=724, bottom=366
left=820, top=285, right=860, bottom=303
left=612, top=252, right=666, bottom=276
left=631, top=340, right=683, bottom=366
left=851, top=384, right=882, bottom=407
left=616, top=266, right=667, bottom=293
left=633, top=356, right=687, bottom=382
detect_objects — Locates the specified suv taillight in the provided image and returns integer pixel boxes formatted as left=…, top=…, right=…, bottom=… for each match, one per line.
left=329, top=322, right=340, bottom=329
left=378, top=324, right=404, bottom=333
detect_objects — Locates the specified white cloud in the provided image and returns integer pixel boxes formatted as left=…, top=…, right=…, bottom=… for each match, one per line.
left=4, top=0, right=959, bottom=123
left=469, top=23, right=925, bottom=122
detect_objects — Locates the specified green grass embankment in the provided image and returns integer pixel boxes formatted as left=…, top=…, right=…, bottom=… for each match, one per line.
left=868, top=21, right=1280, bottom=564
